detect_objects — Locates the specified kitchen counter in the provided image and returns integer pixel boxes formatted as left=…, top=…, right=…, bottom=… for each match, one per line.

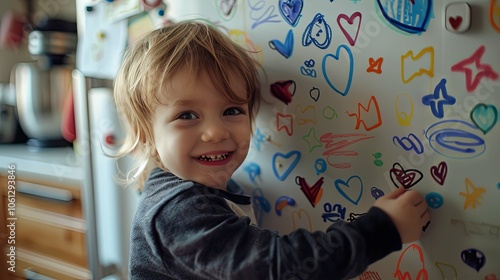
left=0, top=144, right=82, bottom=188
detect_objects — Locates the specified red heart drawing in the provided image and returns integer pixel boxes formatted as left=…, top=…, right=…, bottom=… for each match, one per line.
left=390, top=163, right=423, bottom=189
left=296, top=176, right=324, bottom=207
left=449, top=16, right=463, bottom=30
left=430, top=161, right=447, bottom=185
left=270, top=80, right=296, bottom=105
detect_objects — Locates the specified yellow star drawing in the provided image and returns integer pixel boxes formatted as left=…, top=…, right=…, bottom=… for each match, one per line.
left=459, top=178, right=487, bottom=210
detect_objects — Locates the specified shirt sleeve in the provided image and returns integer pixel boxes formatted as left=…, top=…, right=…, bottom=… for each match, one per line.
left=154, top=186, right=402, bottom=280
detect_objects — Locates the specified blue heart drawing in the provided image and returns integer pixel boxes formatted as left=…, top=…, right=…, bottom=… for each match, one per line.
left=279, top=0, right=303, bottom=27
left=272, top=150, right=301, bottom=181
left=376, top=0, right=433, bottom=34
left=334, top=176, right=363, bottom=205
left=322, top=44, right=354, bottom=96
left=269, top=29, right=294, bottom=59
left=470, top=103, right=498, bottom=134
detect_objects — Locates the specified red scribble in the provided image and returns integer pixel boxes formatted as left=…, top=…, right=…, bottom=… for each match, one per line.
left=276, top=112, right=293, bottom=136
left=451, top=45, right=499, bottom=92
left=367, top=57, right=383, bottom=74
left=320, top=133, right=374, bottom=169
left=359, top=271, right=382, bottom=280
left=394, top=244, right=428, bottom=280
left=346, top=96, right=383, bottom=131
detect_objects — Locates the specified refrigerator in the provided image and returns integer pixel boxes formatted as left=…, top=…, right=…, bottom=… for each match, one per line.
left=75, top=0, right=500, bottom=279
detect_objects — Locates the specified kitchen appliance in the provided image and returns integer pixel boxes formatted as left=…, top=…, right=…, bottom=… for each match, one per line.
left=12, top=62, right=73, bottom=147
left=0, top=83, right=28, bottom=143
left=11, top=18, right=77, bottom=147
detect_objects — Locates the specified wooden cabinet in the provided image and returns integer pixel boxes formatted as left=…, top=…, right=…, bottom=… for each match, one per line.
left=0, top=174, right=91, bottom=279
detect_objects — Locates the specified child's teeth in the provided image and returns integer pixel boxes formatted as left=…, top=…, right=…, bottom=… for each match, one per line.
left=199, top=153, right=228, bottom=161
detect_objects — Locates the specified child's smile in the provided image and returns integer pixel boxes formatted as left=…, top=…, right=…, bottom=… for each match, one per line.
left=152, top=68, right=251, bottom=189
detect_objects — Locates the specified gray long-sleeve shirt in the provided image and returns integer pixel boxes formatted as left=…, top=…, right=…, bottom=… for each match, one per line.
left=129, top=168, right=402, bottom=279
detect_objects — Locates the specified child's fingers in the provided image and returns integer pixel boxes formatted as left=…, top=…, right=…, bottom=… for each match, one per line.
left=384, top=187, right=406, bottom=199
left=400, top=189, right=424, bottom=206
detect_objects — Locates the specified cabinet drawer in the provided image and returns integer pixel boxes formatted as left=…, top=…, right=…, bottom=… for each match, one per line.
left=2, top=179, right=83, bottom=219
left=9, top=248, right=91, bottom=280
left=17, top=205, right=87, bottom=267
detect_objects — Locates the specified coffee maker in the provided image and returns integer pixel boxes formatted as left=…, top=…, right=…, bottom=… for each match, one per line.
left=11, top=18, right=77, bottom=147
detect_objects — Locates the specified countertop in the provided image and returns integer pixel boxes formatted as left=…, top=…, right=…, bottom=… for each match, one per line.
left=0, top=144, right=82, bottom=188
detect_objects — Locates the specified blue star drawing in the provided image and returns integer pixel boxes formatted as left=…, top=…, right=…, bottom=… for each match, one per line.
left=252, top=128, right=266, bottom=151
left=422, top=78, right=456, bottom=118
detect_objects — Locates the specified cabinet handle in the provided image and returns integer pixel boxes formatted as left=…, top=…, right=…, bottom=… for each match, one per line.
left=24, top=268, right=56, bottom=280
left=17, top=181, right=73, bottom=202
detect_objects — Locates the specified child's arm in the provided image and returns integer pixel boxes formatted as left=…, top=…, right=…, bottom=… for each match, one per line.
left=142, top=183, right=429, bottom=280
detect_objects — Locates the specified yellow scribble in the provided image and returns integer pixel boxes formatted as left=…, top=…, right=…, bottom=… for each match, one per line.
left=292, top=209, right=313, bottom=231
left=490, top=0, right=500, bottom=32
left=459, top=178, right=487, bottom=210
left=394, top=93, right=414, bottom=126
left=295, top=105, right=317, bottom=125
left=401, top=46, right=434, bottom=84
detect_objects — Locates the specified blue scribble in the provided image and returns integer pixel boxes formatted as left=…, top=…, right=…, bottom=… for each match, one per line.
left=248, top=0, right=281, bottom=29
left=376, top=0, right=433, bottom=34
left=252, top=128, right=266, bottom=151
left=393, top=133, right=424, bottom=154
left=425, top=120, right=486, bottom=159
left=244, top=162, right=261, bottom=183
left=322, top=202, right=346, bottom=222
left=302, top=13, right=332, bottom=49
left=278, top=0, right=303, bottom=27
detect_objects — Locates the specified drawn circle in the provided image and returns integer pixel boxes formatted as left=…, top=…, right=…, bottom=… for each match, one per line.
left=425, top=192, right=444, bottom=209
left=425, top=120, right=485, bottom=159
left=323, top=106, right=337, bottom=119
left=314, top=158, right=327, bottom=175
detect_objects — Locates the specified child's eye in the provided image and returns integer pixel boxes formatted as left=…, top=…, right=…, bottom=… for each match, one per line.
left=224, top=107, right=245, bottom=116
left=177, top=111, right=198, bottom=120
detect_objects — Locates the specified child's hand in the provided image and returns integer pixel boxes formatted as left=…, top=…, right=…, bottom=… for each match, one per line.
left=374, top=188, right=430, bottom=244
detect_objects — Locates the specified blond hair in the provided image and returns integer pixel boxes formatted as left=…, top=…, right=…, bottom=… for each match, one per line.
left=113, top=21, right=261, bottom=190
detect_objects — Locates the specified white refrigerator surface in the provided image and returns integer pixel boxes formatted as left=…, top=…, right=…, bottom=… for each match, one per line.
left=167, top=1, right=500, bottom=279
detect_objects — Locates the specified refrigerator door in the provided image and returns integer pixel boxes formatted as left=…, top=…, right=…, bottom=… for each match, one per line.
left=167, top=1, right=500, bottom=279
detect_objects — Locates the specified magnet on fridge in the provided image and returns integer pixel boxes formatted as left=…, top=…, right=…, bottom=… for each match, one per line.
left=445, top=2, right=471, bottom=33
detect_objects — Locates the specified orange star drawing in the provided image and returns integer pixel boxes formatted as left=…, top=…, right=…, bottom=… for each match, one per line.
left=459, top=178, right=487, bottom=210
left=367, top=57, right=383, bottom=74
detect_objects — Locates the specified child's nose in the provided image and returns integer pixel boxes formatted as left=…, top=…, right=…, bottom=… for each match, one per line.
left=201, top=120, right=229, bottom=142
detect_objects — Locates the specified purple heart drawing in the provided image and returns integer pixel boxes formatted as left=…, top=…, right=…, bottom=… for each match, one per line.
left=461, top=248, right=486, bottom=272
left=279, top=0, right=303, bottom=26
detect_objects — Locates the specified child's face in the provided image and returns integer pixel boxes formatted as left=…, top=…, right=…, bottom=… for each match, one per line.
left=152, top=69, right=252, bottom=189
